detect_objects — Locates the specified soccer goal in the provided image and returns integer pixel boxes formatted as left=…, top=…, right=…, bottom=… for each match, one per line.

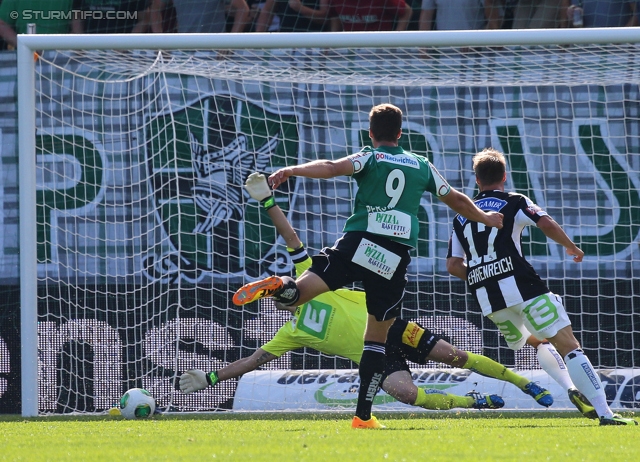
left=18, top=29, right=640, bottom=416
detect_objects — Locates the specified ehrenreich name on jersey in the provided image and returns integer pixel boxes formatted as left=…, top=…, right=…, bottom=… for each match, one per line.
left=467, top=256, right=514, bottom=285
left=448, top=190, right=551, bottom=315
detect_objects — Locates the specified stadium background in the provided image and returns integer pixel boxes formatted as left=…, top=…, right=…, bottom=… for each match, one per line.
left=0, top=48, right=639, bottom=413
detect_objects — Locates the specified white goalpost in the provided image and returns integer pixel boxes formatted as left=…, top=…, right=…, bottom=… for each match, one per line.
left=18, top=29, right=640, bottom=417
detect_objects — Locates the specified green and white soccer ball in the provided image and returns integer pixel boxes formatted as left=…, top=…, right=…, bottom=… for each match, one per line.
left=119, top=388, right=156, bottom=419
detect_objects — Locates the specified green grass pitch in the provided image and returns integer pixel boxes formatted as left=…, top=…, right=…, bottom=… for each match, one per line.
left=1, top=411, right=638, bottom=461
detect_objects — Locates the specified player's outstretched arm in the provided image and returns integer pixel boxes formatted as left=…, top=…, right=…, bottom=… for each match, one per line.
left=217, top=348, right=279, bottom=380
left=267, top=205, right=302, bottom=250
left=245, top=173, right=302, bottom=250
left=268, top=157, right=354, bottom=189
left=179, top=348, right=278, bottom=393
left=536, top=216, right=584, bottom=262
left=439, top=188, right=503, bottom=229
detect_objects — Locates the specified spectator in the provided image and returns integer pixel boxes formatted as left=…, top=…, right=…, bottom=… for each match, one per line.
left=255, top=0, right=330, bottom=32
left=131, top=0, right=178, bottom=33
left=245, top=1, right=277, bottom=32
left=406, top=0, right=424, bottom=29
left=173, top=0, right=249, bottom=33
left=71, top=0, right=147, bottom=34
left=328, top=0, right=413, bottom=32
left=501, top=0, right=519, bottom=28
left=419, top=0, right=504, bottom=30
left=568, top=0, right=638, bottom=27
left=231, top=0, right=280, bottom=32
left=511, top=0, right=570, bottom=28
left=0, top=0, right=74, bottom=49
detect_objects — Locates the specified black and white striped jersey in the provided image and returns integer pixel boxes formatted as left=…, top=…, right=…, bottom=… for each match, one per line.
left=447, top=190, right=550, bottom=316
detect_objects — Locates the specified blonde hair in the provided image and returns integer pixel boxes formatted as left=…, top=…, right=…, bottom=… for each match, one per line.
left=473, top=148, right=506, bottom=185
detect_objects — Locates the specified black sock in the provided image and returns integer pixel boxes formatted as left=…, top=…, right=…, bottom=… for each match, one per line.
left=355, top=341, right=386, bottom=421
left=273, top=276, right=300, bottom=305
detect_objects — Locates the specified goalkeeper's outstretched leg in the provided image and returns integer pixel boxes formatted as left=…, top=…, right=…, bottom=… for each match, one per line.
left=386, top=319, right=553, bottom=408
left=382, top=372, right=505, bottom=411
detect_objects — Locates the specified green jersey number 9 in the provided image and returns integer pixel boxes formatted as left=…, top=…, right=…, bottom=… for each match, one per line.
left=386, top=169, right=405, bottom=208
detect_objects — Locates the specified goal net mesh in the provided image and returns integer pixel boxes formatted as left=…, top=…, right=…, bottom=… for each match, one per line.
left=30, top=42, right=640, bottom=414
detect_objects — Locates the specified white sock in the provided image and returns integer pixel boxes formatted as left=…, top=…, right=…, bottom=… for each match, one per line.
left=536, top=342, right=574, bottom=391
left=564, top=348, right=613, bottom=419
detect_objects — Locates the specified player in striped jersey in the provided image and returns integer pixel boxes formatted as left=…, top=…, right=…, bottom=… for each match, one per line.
left=180, top=173, right=562, bottom=416
left=446, top=147, right=637, bottom=426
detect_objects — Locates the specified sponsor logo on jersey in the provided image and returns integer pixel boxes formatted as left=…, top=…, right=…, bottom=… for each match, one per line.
left=376, top=213, right=400, bottom=226
left=525, top=197, right=545, bottom=215
left=352, top=238, right=402, bottom=280
left=364, top=245, right=387, bottom=265
left=366, top=205, right=390, bottom=213
left=296, top=300, right=333, bottom=339
left=349, top=150, right=373, bottom=173
left=367, top=210, right=412, bottom=239
left=457, top=197, right=507, bottom=225
left=475, top=197, right=507, bottom=212
left=428, top=162, right=451, bottom=197
left=402, top=322, right=424, bottom=348
left=467, top=256, right=514, bottom=285
left=374, top=152, right=420, bottom=169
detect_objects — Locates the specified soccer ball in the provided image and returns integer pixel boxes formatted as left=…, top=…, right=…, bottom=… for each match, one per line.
left=119, top=388, right=156, bottom=419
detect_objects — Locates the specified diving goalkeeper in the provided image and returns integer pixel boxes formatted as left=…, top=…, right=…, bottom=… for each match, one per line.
left=180, top=173, right=593, bottom=416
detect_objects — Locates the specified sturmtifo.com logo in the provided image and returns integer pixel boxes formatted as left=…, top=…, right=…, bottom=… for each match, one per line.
left=12, top=10, right=138, bottom=21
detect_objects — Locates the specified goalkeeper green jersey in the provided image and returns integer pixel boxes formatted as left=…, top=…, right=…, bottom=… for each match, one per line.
left=344, top=145, right=451, bottom=248
left=261, top=247, right=367, bottom=363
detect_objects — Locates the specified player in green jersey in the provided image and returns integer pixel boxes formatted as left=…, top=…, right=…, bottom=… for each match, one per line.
left=231, top=103, right=504, bottom=428
left=180, top=173, right=594, bottom=418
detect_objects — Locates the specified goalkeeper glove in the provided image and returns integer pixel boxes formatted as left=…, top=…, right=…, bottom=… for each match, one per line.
left=245, top=172, right=275, bottom=210
left=179, top=369, right=219, bottom=394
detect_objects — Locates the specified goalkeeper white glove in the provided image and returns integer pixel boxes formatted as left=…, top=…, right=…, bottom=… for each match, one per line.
left=179, top=369, right=219, bottom=394
left=245, top=172, right=276, bottom=210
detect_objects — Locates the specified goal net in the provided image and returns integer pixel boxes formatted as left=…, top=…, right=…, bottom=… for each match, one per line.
left=17, top=30, right=640, bottom=416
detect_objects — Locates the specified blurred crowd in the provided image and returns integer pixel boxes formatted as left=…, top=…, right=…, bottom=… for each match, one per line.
left=0, top=0, right=638, bottom=49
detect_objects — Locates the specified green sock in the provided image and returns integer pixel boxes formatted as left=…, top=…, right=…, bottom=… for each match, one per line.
left=463, top=352, right=530, bottom=389
left=413, top=388, right=474, bottom=410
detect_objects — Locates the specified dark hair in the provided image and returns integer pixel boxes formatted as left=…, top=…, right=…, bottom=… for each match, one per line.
left=369, top=104, right=402, bottom=143
left=473, top=148, right=506, bottom=185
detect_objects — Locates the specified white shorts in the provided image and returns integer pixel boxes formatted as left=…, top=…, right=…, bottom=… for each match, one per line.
left=487, top=293, right=571, bottom=351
